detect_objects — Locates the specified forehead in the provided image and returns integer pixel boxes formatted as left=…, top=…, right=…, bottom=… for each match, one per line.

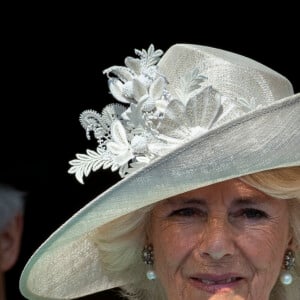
left=170, top=179, right=262, bottom=199
left=158, top=179, right=279, bottom=208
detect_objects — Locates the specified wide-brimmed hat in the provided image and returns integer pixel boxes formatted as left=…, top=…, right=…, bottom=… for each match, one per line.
left=20, top=44, right=300, bottom=299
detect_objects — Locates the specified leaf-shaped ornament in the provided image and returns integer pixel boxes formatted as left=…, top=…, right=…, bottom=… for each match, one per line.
left=176, top=68, right=207, bottom=104
left=103, top=66, right=134, bottom=82
left=108, top=78, right=130, bottom=103
left=157, top=100, right=190, bottom=139
left=110, top=120, right=129, bottom=146
left=149, top=77, right=165, bottom=100
left=125, top=57, right=142, bottom=74
left=79, top=110, right=102, bottom=130
left=125, top=102, right=146, bottom=128
left=186, top=86, right=222, bottom=130
left=68, top=149, right=108, bottom=184
left=132, top=78, right=148, bottom=101
left=79, top=110, right=104, bottom=140
left=140, top=44, right=164, bottom=67
left=101, top=104, right=126, bottom=130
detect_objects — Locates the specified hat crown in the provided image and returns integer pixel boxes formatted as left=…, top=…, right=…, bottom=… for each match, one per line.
left=159, top=44, right=294, bottom=106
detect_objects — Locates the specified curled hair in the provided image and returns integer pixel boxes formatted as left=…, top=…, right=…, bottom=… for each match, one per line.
left=91, top=167, right=300, bottom=300
left=90, top=203, right=164, bottom=300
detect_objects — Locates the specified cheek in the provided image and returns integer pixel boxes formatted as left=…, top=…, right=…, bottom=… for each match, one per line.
left=150, top=222, right=195, bottom=284
left=240, top=219, right=290, bottom=282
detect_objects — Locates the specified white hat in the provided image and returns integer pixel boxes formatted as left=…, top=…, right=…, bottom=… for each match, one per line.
left=20, top=44, right=300, bottom=299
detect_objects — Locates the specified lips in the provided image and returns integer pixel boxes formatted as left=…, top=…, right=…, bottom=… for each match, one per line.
left=190, top=274, right=243, bottom=294
left=199, top=277, right=240, bottom=285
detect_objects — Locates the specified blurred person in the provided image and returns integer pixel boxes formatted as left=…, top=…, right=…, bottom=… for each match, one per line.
left=0, top=184, right=24, bottom=300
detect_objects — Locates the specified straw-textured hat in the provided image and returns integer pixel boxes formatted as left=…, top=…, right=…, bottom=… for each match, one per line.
left=20, top=44, right=300, bottom=299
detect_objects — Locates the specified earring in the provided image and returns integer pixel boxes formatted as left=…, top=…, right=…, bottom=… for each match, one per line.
left=280, top=250, right=295, bottom=285
left=142, top=244, right=157, bottom=280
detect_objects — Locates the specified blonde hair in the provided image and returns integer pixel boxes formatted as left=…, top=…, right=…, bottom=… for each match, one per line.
left=92, top=167, right=300, bottom=300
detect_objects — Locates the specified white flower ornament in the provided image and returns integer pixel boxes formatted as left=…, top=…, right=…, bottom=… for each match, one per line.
left=68, top=44, right=256, bottom=183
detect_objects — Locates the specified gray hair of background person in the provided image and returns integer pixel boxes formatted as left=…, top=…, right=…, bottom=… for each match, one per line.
left=0, top=184, right=25, bottom=230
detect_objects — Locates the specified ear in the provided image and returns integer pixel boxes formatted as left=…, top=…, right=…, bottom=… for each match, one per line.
left=287, top=231, right=299, bottom=252
left=0, top=214, right=23, bottom=272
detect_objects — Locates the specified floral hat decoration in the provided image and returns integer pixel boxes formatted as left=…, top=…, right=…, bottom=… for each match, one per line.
left=20, top=44, right=300, bottom=299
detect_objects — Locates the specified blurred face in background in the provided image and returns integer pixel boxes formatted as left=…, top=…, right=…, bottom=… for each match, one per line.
left=0, top=213, right=23, bottom=300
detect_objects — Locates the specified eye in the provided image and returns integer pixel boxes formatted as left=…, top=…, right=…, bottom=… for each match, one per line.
left=170, top=208, right=205, bottom=217
left=240, top=208, right=268, bottom=219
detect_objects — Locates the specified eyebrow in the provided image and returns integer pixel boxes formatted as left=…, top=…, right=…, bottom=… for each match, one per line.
left=232, top=197, right=267, bottom=206
left=182, top=198, right=206, bottom=205
left=167, top=197, right=267, bottom=207
left=166, top=198, right=206, bottom=205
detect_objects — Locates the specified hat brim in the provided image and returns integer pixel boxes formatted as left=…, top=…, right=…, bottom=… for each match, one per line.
left=20, top=94, right=300, bottom=299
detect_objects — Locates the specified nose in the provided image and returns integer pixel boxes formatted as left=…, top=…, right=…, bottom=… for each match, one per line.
left=199, top=217, right=235, bottom=260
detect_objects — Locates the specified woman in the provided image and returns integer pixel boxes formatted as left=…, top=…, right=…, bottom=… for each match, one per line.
left=20, top=44, right=300, bottom=299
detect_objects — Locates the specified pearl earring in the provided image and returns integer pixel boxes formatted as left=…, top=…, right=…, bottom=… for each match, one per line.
left=142, top=244, right=157, bottom=280
left=280, top=250, right=295, bottom=285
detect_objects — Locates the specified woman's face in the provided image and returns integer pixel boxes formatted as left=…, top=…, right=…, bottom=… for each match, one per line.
left=149, top=179, right=292, bottom=300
